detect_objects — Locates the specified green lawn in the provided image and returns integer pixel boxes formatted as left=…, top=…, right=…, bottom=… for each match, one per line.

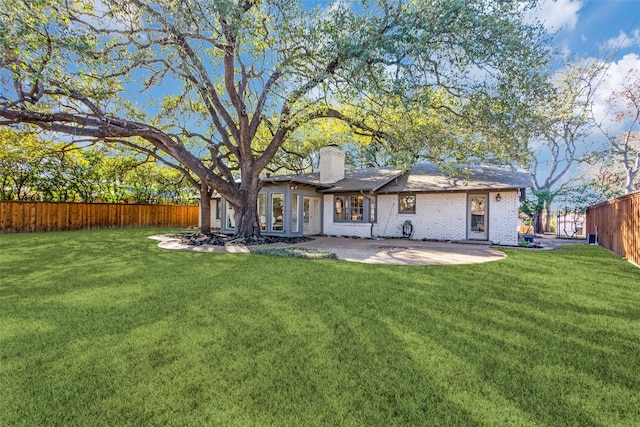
left=1, top=228, right=639, bottom=426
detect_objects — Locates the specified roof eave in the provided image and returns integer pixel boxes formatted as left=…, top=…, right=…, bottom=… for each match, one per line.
left=371, top=172, right=405, bottom=192
left=263, top=177, right=331, bottom=189
left=376, top=185, right=529, bottom=194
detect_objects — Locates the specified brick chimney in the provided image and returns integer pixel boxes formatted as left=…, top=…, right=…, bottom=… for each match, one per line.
left=319, top=145, right=345, bottom=184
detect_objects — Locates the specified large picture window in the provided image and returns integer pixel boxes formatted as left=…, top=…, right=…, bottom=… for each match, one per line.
left=399, top=193, right=416, bottom=214
left=334, top=194, right=366, bottom=222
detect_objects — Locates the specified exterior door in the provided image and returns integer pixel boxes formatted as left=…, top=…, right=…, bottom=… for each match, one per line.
left=468, top=194, right=488, bottom=240
left=303, top=197, right=321, bottom=235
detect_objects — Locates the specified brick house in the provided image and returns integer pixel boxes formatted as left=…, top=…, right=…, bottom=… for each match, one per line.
left=210, top=146, right=530, bottom=246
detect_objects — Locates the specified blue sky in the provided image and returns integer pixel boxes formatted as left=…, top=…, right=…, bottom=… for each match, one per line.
left=528, top=0, right=640, bottom=194
left=534, top=0, right=640, bottom=114
left=545, top=0, right=640, bottom=59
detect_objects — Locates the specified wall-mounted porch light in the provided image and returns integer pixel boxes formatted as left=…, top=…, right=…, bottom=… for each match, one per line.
left=495, top=193, right=502, bottom=202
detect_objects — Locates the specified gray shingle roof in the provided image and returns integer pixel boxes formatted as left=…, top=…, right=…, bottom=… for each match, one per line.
left=261, top=167, right=402, bottom=192
left=376, top=163, right=531, bottom=193
left=262, top=172, right=331, bottom=188
left=317, top=167, right=403, bottom=193
left=262, top=163, right=530, bottom=194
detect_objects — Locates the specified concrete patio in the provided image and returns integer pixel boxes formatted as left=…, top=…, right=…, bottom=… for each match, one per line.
left=151, top=234, right=510, bottom=266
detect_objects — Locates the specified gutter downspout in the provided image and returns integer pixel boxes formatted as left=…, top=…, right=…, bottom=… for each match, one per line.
left=360, top=190, right=374, bottom=238
left=365, top=172, right=403, bottom=239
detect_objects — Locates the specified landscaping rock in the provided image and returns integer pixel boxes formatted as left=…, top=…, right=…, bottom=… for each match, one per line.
left=167, top=232, right=312, bottom=247
left=166, top=232, right=226, bottom=246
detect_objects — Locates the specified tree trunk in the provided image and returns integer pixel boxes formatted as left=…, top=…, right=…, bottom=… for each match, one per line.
left=625, top=153, right=639, bottom=194
left=534, top=211, right=543, bottom=234
left=544, top=201, right=552, bottom=233
left=234, top=201, right=261, bottom=238
left=199, top=185, right=211, bottom=233
left=230, top=174, right=263, bottom=239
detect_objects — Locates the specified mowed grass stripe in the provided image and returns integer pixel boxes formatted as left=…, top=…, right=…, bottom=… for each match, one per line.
left=0, top=228, right=638, bottom=426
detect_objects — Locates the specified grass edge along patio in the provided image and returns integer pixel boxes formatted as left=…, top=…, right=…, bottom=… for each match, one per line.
left=1, top=228, right=639, bottom=425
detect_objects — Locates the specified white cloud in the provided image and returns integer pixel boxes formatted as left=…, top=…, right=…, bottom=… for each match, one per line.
left=530, top=0, right=582, bottom=33
left=600, top=29, right=640, bottom=51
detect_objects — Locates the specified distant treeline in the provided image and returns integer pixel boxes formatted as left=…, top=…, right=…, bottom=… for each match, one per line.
left=1, top=129, right=197, bottom=205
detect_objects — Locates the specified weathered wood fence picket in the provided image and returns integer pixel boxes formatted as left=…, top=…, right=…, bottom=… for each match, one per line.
left=586, top=192, right=640, bottom=266
left=0, top=201, right=199, bottom=233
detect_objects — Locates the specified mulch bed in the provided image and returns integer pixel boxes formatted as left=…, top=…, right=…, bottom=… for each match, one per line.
left=166, top=232, right=312, bottom=247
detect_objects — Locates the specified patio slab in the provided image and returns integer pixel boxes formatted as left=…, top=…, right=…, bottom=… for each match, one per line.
left=150, top=235, right=507, bottom=266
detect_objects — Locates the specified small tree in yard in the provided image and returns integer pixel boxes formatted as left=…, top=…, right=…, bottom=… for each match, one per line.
left=1, top=0, right=550, bottom=237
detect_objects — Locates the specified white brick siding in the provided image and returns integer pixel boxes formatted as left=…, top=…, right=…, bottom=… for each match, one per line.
left=322, top=191, right=520, bottom=245
left=488, top=191, right=519, bottom=246
left=319, top=146, right=346, bottom=184
left=373, top=193, right=467, bottom=240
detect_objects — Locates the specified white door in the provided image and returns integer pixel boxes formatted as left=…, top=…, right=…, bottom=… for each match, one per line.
left=468, top=194, right=488, bottom=240
left=303, top=197, right=321, bottom=235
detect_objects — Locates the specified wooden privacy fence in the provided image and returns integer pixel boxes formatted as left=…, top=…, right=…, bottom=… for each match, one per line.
left=0, top=201, right=199, bottom=233
left=586, top=191, right=640, bottom=266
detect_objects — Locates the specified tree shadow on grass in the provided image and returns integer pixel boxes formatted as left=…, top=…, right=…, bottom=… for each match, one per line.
left=1, top=232, right=639, bottom=425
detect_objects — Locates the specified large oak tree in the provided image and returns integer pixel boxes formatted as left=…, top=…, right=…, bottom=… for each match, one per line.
left=1, top=0, right=550, bottom=237
left=527, top=61, right=604, bottom=232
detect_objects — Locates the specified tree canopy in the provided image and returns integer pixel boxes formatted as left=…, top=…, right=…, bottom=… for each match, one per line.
left=0, top=128, right=195, bottom=203
left=1, top=0, right=551, bottom=236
